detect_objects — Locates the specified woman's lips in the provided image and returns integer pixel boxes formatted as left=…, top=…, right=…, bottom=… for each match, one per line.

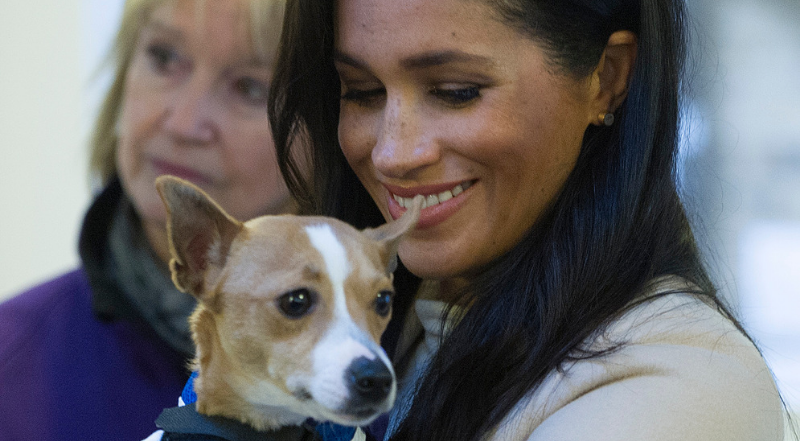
left=150, top=158, right=213, bottom=186
left=384, top=180, right=475, bottom=229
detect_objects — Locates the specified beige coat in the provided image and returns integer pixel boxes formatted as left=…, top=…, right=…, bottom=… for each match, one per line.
left=392, top=278, right=785, bottom=440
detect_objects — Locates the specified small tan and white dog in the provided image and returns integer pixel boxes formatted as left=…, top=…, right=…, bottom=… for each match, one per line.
left=154, top=175, right=421, bottom=433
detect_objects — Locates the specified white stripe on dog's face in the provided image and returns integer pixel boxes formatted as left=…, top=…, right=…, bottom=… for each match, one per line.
left=305, top=224, right=350, bottom=317
left=302, top=224, right=392, bottom=417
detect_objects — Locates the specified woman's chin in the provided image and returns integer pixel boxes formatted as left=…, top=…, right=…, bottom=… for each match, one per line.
left=398, top=245, right=461, bottom=282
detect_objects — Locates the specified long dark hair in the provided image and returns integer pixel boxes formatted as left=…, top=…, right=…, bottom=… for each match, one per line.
left=269, top=0, right=744, bottom=439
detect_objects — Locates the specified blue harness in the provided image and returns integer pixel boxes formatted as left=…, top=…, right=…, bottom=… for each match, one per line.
left=178, top=372, right=359, bottom=441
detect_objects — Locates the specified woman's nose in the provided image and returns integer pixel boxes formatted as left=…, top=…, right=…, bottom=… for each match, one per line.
left=371, top=95, right=439, bottom=178
left=162, top=77, right=217, bottom=144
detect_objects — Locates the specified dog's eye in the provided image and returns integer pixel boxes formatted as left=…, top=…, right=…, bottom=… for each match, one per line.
left=278, top=288, right=314, bottom=318
left=375, top=290, right=393, bottom=317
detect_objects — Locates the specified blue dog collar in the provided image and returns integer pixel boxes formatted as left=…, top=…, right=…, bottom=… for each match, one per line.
left=181, top=371, right=199, bottom=405
left=179, top=372, right=357, bottom=441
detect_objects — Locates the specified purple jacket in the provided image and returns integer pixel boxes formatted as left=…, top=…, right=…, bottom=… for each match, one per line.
left=0, top=179, right=191, bottom=441
left=0, top=269, right=189, bottom=440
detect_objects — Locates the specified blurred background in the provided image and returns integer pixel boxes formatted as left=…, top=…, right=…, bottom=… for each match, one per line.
left=0, top=0, right=797, bottom=434
left=0, top=0, right=121, bottom=301
left=679, top=0, right=800, bottom=433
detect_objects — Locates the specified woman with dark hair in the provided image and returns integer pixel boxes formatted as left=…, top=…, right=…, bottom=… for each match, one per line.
left=269, top=0, right=786, bottom=440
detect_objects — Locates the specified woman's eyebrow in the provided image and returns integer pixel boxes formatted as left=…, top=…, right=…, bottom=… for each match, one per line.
left=140, top=20, right=184, bottom=41
left=140, top=20, right=271, bottom=69
left=333, top=50, right=367, bottom=69
left=333, top=49, right=495, bottom=70
left=399, top=50, right=496, bottom=70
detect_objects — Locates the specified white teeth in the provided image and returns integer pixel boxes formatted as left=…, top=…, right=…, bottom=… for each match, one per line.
left=425, top=194, right=438, bottom=209
left=393, top=181, right=471, bottom=210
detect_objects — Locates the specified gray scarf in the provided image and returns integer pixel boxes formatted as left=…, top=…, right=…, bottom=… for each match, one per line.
left=108, top=199, right=197, bottom=355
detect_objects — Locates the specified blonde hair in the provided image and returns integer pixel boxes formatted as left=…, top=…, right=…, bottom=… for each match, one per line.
left=89, top=0, right=286, bottom=184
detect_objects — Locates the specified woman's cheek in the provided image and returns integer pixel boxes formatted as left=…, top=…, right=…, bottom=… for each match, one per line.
left=338, top=114, right=373, bottom=167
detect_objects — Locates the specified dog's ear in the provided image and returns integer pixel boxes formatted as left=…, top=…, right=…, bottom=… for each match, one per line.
left=155, top=175, right=242, bottom=303
left=363, top=195, right=423, bottom=273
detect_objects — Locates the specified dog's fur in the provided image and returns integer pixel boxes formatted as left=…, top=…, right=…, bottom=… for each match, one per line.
left=155, top=175, right=421, bottom=431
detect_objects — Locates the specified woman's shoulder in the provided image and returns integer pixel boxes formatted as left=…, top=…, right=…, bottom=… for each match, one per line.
left=600, top=277, right=758, bottom=359
left=492, top=277, right=785, bottom=441
left=0, top=269, right=92, bottom=358
left=0, top=269, right=90, bottom=317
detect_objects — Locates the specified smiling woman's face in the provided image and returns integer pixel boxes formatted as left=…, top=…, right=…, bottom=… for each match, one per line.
left=117, top=0, right=293, bottom=235
left=335, top=0, right=597, bottom=283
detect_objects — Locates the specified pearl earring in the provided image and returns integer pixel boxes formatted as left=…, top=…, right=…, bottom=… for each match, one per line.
left=599, top=113, right=615, bottom=127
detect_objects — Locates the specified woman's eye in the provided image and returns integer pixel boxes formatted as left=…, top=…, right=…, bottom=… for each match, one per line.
left=340, top=87, right=385, bottom=107
left=234, top=77, right=270, bottom=107
left=431, top=85, right=481, bottom=106
left=146, top=44, right=182, bottom=74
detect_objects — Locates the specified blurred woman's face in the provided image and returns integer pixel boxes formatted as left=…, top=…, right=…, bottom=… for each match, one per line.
left=335, top=0, right=596, bottom=284
left=117, top=0, right=292, bottom=241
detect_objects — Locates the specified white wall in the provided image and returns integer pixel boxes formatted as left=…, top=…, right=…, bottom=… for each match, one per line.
left=1, top=0, right=84, bottom=299
left=0, top=0, right=122, bottom=300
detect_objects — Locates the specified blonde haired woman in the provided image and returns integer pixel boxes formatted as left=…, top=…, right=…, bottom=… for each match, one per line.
left=0, top=1, right=292, bottom=439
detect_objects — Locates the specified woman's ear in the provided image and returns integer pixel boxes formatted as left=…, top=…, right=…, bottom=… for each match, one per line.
left=589, top=30, right=638, bottom=125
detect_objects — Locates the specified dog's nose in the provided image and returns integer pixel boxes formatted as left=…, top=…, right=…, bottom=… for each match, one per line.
left=346, top=356, right=394, bottom=404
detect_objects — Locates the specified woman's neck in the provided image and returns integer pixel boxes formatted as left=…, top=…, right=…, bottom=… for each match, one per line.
left=432, top=278, right=470, bottom=303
